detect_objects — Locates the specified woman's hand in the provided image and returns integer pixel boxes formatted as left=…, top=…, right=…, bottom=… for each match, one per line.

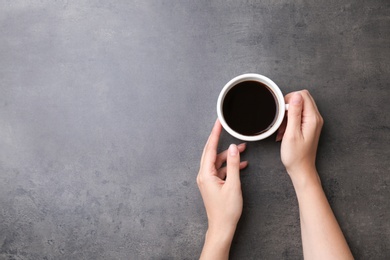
left=277, top=90, right=353, bottom=259
left=276, top=90, right=324, bottom=183
left=197, top=119, right=248, bottom=260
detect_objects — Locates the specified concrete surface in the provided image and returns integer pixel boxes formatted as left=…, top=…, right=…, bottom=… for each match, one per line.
left=1, top=1, right=389, bottom=259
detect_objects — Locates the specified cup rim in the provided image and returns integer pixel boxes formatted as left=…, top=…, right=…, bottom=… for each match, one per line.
left=217, top=73, right=286, bottom=141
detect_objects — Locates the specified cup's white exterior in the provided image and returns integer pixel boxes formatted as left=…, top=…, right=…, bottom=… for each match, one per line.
left=217, top=73, right=286, bottom=141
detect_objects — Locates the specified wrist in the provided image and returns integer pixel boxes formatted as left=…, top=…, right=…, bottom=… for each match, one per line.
left=200, top=227, right=235, bottom=260
left=287, top=166, right=321, bottom=191
left=205, top=224, right=236, bottom=248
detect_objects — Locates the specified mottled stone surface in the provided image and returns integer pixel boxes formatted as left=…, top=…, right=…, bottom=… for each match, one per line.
left=0, top=1, right=389, bottom=259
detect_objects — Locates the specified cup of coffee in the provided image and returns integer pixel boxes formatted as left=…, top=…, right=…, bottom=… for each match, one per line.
left=217, top=73, right=288, bottom=141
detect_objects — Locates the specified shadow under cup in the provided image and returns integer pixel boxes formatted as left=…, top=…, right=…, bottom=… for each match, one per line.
left=217, top=74, right=287, bottom=142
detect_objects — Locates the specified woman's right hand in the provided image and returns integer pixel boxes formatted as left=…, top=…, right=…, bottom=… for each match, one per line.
left=277, top=90, right=353, bottom=259
left=276, top=90, right=324, bottom=182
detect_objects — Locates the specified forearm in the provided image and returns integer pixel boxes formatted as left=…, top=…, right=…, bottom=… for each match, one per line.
left=290, top=169, right=353, bottom=260
left=200, top=227, right=235, bottom=260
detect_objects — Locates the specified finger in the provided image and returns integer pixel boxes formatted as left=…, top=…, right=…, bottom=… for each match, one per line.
left=225, top=144, right=241, bottom=187
left=215, top=143, right=246, bottom=169
left=277, top=90, right=301, bottom=142
left=285, top=92, right=303, bottom=137
left=217, top=161, right=248, bottom=180
left=300, top=90, right=320, bottom=115
left=284, top=91, right=297, bottom=103
left=285, top=90, right=320, bottom=116
left=299, top=90, right=324, bottom=134
left=276, top=116, right=287, bottom=142
left=200, top=119, right=222, bottom=170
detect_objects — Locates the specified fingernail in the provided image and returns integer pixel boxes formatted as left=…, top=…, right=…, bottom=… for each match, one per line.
left=229, top=144, right=238, bottom=156
left=291, top=93, right=303, bottom=105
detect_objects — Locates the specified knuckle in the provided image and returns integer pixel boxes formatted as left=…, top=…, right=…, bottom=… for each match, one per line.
left=196, top=173, right=207, bottom=187
left=301, top=89, right=310, bottom=95
left=316, top=115, right=324, bottom=125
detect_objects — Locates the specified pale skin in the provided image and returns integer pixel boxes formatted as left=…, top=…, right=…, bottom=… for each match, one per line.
left=197, top=90, right=353, bottom=259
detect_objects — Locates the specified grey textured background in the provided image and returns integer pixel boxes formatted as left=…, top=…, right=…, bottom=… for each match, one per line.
left=1, top=1, right=389, bottom=259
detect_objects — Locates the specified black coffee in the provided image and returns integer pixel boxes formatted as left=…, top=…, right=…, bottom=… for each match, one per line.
left=222, top=81, right=278, bottom=136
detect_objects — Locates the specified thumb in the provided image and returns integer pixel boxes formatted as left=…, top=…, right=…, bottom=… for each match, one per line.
left=225, top=144, right=241, bottom=187
left=285, top=92, right=303, bottom=136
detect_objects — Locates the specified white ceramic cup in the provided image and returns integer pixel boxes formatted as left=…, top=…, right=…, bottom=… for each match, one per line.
left=217, top=73, right=288, bottom=141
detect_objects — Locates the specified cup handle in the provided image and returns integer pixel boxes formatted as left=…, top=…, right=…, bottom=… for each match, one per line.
left=285, top=104, right=289, bottom=110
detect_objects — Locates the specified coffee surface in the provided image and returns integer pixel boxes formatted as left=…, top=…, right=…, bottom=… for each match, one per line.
left=222, top=81, right=277, bottom=136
